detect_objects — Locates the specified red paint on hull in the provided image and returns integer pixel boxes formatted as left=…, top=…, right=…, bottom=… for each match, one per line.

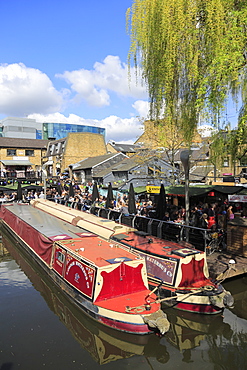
left=98, top=315, right=153, bottom=334
left=175, top=301, right=222, bottom=314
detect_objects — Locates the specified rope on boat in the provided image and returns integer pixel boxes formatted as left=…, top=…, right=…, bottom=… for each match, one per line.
left=172, top=284, right=215, bottom=291
left=215, top=262, right=236, bottom=283
left=125, top=305, right=150, bottom=313
left=125, top=282, right=219, bottom=313
left=125, top=298, right=159, bottom=313
left=125, top=291, right=196, bottom=313
left=125, top=276, right=233, bottom=314
left=156, top=291, right=196, bottom=304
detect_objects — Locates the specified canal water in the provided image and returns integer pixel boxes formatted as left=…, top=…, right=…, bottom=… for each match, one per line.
left=1, top=235, right=247, bottom=370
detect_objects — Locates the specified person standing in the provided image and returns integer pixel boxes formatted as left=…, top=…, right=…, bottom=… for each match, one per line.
left=208, top=203, right=216, bottom=229
left=199, top=213, right=208, bottom=229
left=227, top=205, right=234, bottom=221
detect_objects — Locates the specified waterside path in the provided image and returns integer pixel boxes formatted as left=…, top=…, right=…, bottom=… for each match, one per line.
left=207, top=252, right=247, bottom=281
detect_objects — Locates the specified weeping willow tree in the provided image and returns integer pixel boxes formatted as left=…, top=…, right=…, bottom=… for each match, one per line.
left=127, top=0, right=247, bottom=146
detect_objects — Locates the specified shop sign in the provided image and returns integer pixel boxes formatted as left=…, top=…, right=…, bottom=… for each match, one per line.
left=228, top=194, right=247, bottom=203
left=146, top=185, right=160, bottom=194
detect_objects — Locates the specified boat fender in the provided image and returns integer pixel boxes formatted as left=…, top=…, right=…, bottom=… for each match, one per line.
left=142, top=309, right=170, bottom=335
left=209, top=295, right=225, bottom=309
left=223, top=291, right=234, bottom=308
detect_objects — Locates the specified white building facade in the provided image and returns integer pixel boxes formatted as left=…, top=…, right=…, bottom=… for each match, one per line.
left=0, top=117, right=42, bottom=139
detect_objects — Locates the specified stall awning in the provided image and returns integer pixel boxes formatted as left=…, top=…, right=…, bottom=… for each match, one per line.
left=165, top=185, right=244, bottom=197
left=43, top=160, right=53, bottom=166
left=1, top=160, right=34, bottom=166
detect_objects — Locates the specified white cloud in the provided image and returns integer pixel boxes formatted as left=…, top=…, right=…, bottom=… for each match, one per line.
left=57, top=55, right=147, bottom=107
left=28, top=112, right=143, bottom=143
left=132, top=100, right=150, bottom=119
left=99, top=115, right=143, bottom=143
left=0, top=63, right=66, bottom=116
left=0, top=59, right=148, bottom=143
left=197, top=124, right=216, bottom=137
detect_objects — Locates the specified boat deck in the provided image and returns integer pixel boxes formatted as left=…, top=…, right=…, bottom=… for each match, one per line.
left=96, top=289, right=154, bottom=312
left=57, top=237, right=140, bottom=267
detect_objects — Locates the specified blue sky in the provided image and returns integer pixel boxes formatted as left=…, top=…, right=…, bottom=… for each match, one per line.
left=0, top=0, right=149, bottom=143
left=0, top=0, right=240, bottom=143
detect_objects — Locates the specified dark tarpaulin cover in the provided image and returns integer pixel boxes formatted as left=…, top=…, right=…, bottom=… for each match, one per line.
left=1, top=206, right=53, bottom=265
left=165, top=185, right=244, bottom=197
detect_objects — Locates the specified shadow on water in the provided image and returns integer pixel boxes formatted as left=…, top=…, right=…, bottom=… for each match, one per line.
left=1, top=228, right=247, bottom=369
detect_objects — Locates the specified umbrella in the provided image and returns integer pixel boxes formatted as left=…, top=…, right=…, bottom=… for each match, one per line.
left=17, top=181, right=22, bottom=201
left=105, top=182, right=114, bottom=209
left=155, top=183, right=166, bottom=220
left=69, top=182, right=74, bottom=198
left=128, top=183, right=137, bottom=214
left=91, top=182, right=100, bottom=202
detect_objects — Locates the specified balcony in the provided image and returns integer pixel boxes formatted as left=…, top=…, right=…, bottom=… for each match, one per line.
left=5, top=171, right=41, bottom=179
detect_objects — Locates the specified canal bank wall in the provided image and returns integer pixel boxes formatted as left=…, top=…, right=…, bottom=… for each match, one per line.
left=207, top=252, right=247, bottom=281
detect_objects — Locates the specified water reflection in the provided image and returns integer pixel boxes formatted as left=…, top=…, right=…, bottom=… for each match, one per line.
left=224, top=277, right=247, bottom=320
left=166, top=308, right=232, bottom=351
left=1, top=232, right=247, bottom=369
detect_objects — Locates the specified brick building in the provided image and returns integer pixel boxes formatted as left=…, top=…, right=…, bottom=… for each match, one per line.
left=43, top=132, right=107, bottom=176
left=0, top=137, right=48, bottom=180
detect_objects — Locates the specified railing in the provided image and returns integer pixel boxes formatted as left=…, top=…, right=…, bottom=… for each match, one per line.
left=2, top=194, right=212, bottom=252
left=2, top=171, right=42, bottom=180
left=89, top=206, right=209, bottom=252
left=0, top=174, right=61, bottom=185
left=48, top=199, right=212, bottom=252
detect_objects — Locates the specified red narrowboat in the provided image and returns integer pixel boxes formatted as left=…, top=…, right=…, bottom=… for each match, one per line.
left=30, top=199, right=234, bottom=315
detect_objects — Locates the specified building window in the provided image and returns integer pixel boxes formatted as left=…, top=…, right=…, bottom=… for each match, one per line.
left=25, top=149, right=34, bottom=156
left=223, top=158, right=229, bottom=167
left=7, top=149, right=16, bottom=156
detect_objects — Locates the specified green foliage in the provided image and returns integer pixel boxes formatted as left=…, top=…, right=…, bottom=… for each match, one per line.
left=127, top=0, right=247, bottom=145
left=210, top=127, right=230, bottom=168
left=230, top=118, right=247, bottom=161
left=210, top=118, right=247, bottom=170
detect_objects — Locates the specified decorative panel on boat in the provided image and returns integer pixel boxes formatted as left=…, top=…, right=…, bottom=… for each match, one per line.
left=65, top=254, right=95, bottom=299
left=135, top=250, right=177, bottom=286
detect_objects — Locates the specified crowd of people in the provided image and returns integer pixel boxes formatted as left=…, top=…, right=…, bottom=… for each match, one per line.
left=48, top=185, right=245, bottom=234
left=0, top=183, right=245, bottom=234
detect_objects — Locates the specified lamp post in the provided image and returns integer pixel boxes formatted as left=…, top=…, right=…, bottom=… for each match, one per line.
left=180, top=150, right=190, bottom=241
left=42, top=167, right=47, bottom=199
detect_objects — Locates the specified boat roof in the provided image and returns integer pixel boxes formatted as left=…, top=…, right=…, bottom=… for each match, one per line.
left=56, top=238, right=140, bottom=268
left=3, top=203, right=88, bottom=240
left=31, top=199, right=135, bottom=240
left=3, top=203, right=141, bottom=267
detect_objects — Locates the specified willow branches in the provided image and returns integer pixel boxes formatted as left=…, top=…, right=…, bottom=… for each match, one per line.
left=127, top=0, right=247, bottom=145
